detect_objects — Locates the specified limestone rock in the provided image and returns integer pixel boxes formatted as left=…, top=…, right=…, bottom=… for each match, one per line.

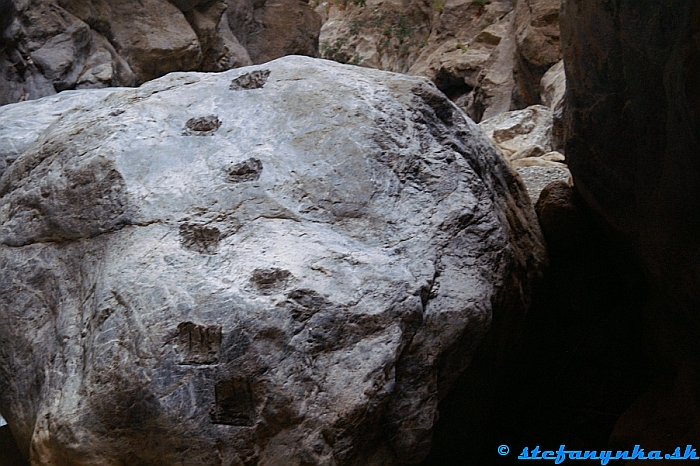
left=226, top=0, right=321, bottom=64
left=0, top=0, right=95, bottom=104
left=540, top=59, right=564, bottom=110
left=512, top=0, right=561, bottom=107
left=0, top=87, right=117, bottom=177
left=316, top=0, right=518, bottom=122
left=0, top=0, right=255, bottom=106
left=540, top=59, right=565, bottom=151
left=84, top=0, right=203, bottom=81
left=515, top=165, right=570, bottom=202
left=478, top=104, right=553, bottom=158
left=0, top=56, right=545, bottom=465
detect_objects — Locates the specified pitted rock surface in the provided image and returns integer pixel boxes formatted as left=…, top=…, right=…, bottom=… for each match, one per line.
left=0, top=56, right=545, bottom=465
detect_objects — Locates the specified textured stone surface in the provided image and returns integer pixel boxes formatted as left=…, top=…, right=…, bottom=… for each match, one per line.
left=561, top=0, right=700, bottom=453
left=0, top=56, right=545, bottom=465
left=478, top=104, right=559, bottom=168
left=515, top=166, right=570, bottom=202
left=226, top=0, right=321, bottom=64
left=539, top=59, right=565, bottom=151
left=316, top=0, right=518, bottom=122
left=512, top=0, right=561, bottom=107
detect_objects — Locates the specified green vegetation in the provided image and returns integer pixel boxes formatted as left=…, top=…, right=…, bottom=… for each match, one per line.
left=431, top=0, right=446, bottom=12
left=320, top=37, right=364, bottom=66
left=330, top=0, right=366, bottom=9
left=348, top=19, right=363, bottom=36
left=480, top=20, right=494, bottom=30
left=320, top=37, right=348, bottom=60
left=455, top=42, right=468, bottom=53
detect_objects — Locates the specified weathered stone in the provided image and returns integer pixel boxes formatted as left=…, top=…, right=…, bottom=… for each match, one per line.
left=540, top=59, right=565, bottom=151
left=75, top=29, right=137, bottom=89
left=478, top=104, right=554, bottom=159
left=535, top=179, right=596, bottom=254
left=515, top=165, right=570, bottom=202
left=512, top=0, right=561, bottom=107
left=510, top=157, right=565, bottom=168
left=0, top=56, right=545, bottom=465
left=227, top=0, right=321, bottom=64
left=184, top=0, right=252, bottom=72
left=317, top=0, right=518, bottom=122
left=0, top=1, right=90, bottom=104
left=96, top=0, right=203, bottom=82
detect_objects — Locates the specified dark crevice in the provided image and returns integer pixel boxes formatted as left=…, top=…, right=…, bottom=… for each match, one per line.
left=0, top=424, right=27, bottom=466
left=433, top=68, right=473, bottom=102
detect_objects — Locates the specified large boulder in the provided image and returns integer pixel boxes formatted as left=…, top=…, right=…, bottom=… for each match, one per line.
left=0, top=56, right=545, bottom=465
left=561, top=0, right=700, bottom=452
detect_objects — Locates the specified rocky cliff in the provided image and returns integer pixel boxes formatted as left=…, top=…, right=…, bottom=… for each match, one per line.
left=0, top=0, right=321, bottom=106
left=316, top=0, right=562, bottom=123
left=561, top=0, right=700, bottom=453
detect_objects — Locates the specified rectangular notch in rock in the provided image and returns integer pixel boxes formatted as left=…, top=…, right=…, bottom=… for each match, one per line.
left=177, top=322, right=222, bottom=365
left=210, top=378, right=255, bottom=426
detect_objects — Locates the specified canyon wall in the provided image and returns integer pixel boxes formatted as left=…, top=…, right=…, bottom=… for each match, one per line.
left=561, top=0, right=700, bottom=452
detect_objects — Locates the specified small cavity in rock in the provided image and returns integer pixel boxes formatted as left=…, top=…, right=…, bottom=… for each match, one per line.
left=250, top=268, right=292, bottom=293
left=225, top=158, right=263, bottom=183
left=230, top=70, right=271, bottom=91
left=184, top=115, right=222, bottom=136
left=179, top=223, right=221, bottom=254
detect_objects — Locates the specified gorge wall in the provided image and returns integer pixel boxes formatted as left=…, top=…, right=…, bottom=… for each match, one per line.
left=0, top=0, right=321, bottom=105
left=561, top=0, right=700, bottom=453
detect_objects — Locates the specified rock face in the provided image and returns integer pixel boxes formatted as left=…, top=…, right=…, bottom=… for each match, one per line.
left=317, top=0, right=562, bottom=122
left=0, top=0, right=321, bottom=106
left=226, top=0, right=321, bottom=64
left=539, top=59, right=565, bottom=151
left=478, top=104, right=565, bottom=169
left=0, top=56, right=545, bottom=465
left=561, top=0, right=700, bottom=453
left=511, top=0, right=561, bottom=108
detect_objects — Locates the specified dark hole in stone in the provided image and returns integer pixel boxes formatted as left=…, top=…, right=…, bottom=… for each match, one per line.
left=229, top=70, right=271, bottom=91
left=225, top=158, right=263, bottom=183
left=0, top=424, right=27, bottom=466
left=179, top=223, right=221, bottom=254
left=210, top=378, right=255, bottom=426
left=250, top=268, right=291, bottom=293
left=184, top=115, right=222, bottom=136
left=177, top=322, right=222, bottom=365
left=432, top=68, right=473, bottom=103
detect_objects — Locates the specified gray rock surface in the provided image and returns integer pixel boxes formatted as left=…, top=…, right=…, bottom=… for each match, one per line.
left=0, top=56, right=545, bottom=465
left=515, top=166, right=570, bottom=202
left=478, top=104, right=566, bottom=169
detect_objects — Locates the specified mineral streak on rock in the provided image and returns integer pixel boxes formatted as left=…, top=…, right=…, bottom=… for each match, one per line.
left=0, top=56, right=545, bottom=465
